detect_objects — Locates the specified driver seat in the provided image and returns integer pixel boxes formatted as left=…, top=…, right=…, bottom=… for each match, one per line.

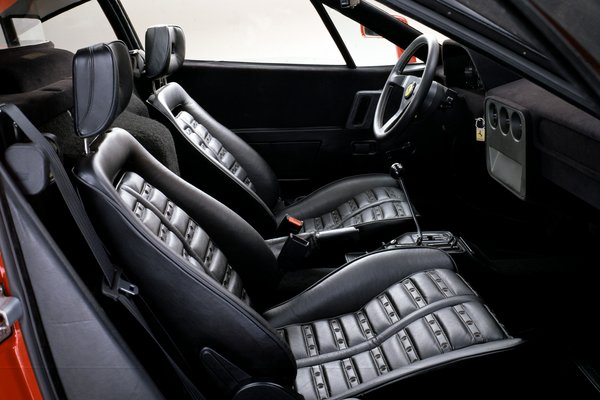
left=144, top=25, right=414, bottom=237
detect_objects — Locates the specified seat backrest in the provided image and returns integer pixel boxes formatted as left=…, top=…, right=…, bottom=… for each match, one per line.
left=145, top=25, right=280, bottom=236
left=72, top=41, right=296, bottom=386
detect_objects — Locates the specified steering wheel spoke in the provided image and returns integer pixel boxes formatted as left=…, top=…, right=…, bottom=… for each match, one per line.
left=389, top=72, right=408, bottom=87
left=382, top=94, right=413, bottom=132
left=382, top=108, right=403, bottom=132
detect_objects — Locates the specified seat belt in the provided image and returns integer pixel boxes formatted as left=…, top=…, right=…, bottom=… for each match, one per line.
left=0, top=104, right=205, bottom=400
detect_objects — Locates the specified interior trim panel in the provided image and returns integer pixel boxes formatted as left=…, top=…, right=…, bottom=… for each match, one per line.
left=487, top=79, right=600, bottom=209
left=485, top=98, right=529, bottom=199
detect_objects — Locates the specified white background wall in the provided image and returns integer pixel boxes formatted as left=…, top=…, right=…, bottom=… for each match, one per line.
left=43, top=0, right=446, bottom=66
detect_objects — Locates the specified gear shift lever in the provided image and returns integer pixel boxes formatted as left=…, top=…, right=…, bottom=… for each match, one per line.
left=390, top=163, right=423, bottom=246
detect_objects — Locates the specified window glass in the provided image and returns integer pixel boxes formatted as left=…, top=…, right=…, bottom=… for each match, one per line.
left=325, top=2, right=447, bottom=67
left=121, top=0, right=344, bottom=65
left=43, top=1, right=117, bottom=53
left=326, top=6, right=399, bottom=67
left=13, top=18, right=45, bottom=46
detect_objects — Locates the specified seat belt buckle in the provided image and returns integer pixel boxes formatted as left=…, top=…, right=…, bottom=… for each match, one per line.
left=277, top=234, right=312, bottom=270
left=102, top=270, right=139, bottom=300
left=276, top=214, right=304, bottom=236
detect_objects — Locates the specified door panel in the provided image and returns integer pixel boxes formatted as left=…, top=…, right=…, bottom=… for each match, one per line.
left=171, top=61, right=393, bottom=195
left=173, top=61, right=391, bottom=128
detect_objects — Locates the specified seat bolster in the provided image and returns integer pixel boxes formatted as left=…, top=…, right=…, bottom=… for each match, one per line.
left=276, top=174, right=399, bottom=222
left=263, top=248, right=456, bottom=327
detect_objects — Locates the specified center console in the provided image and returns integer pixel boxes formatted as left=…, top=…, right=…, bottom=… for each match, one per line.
left=344, top=230, right=471, bottom=264
left=386, top=231, right=470, bottom=253
left=268, top=227, right=472, bottom=271
left=269, top=163, right=475, bottom=273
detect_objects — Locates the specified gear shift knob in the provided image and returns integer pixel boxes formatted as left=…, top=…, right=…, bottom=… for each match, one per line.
left=389, top=162, right=404, bottom=179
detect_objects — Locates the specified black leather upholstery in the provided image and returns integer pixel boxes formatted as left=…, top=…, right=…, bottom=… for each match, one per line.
left=277, top=175, right=410, bottom=232
left=264, top=249, right=518, bottom=399
left=72, top=41, right=520, bottom=398
left=150, top=78, right=280, bottom=235
left=145, top=25, right=186, bottom=80
left=116, top=170, right=249, bottom=303
left=73, top=41, right=132, bottom=138
left=175, top=110, right=257, bottom=193
left=145, top=25, right=414, bottom=237
left=75, top=128, right=296, bottom=383
left=76, top=129, right=280, bottom=305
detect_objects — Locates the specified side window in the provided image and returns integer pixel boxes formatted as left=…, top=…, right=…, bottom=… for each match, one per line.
left=0, top=17, right=53, bottom=48
left=325, top=6, right=399, bottom=67
left=43, top=1, right=117, bottom=53
left=122, top=0, right=345, bottom=65
left=12, top=18, right=45, bottom=46
left=326, top=1, right=448, bottom=67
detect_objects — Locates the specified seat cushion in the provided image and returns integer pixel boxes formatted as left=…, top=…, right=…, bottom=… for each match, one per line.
left=265, top=248, right=521, bottom=400
left=291, top=297, right=511, bottom=400
left=299, top=186, right=410, bottom=233
left=277, top=268, right=477, bottom=360
left=277, top=174, right=413, bottom=233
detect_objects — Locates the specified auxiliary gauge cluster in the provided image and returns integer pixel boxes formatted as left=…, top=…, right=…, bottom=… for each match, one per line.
left=487, top=102, right=525, bottom=142
left=485, top=98, right=529, bottom=199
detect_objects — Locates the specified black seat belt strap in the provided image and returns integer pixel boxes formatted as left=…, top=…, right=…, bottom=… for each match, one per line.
left=0, top=104, right=205, bottom=400
left=0, top=104, right=121, bottom=295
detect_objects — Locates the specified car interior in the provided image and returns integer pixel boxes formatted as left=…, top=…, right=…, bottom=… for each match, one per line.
left=0, top=0, right=599, bottom=399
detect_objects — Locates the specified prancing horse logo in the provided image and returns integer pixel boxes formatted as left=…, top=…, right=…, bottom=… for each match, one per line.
left=404, top=82, right=416, bottom=99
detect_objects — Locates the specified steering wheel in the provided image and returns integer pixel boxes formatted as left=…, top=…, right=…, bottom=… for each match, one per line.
left=373, top=34, right=439, bottom=140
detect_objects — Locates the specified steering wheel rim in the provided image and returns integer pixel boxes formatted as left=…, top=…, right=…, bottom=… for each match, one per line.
left=373, top=34, right=439, bottom=140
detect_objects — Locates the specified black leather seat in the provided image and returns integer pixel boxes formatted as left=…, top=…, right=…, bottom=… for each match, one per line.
left=145, top=25, right=414, bottom=237
left=73, top=41, right=521, bottom=399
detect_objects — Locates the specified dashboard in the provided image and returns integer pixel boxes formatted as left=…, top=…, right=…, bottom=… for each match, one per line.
left=441, top=41, right=600, bottom=211
left=442, top=43, right=484, bottom=91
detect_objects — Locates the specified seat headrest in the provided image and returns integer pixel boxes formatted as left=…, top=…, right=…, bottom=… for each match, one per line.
left=145, top=25, right=185, bottom=80
left=73, top=41, right=133, bottom=138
